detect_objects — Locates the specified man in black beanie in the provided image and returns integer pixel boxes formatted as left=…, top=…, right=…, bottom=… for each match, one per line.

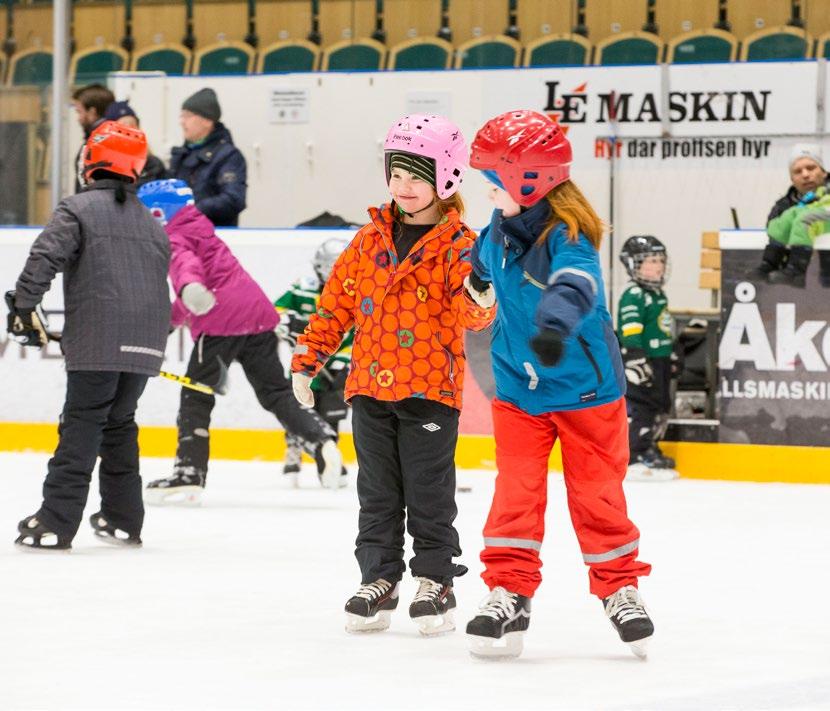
left=170, top=87, right=247, bottom=226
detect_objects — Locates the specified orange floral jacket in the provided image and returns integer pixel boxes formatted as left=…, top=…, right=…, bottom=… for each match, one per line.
left=292, top=205, right=496, bottom=410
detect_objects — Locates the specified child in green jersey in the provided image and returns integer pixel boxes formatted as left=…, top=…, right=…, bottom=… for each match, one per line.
left=617, top=235, right=678, bottom=481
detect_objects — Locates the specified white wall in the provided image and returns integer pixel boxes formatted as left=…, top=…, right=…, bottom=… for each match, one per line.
left=83, top=61, right=830, bottom=313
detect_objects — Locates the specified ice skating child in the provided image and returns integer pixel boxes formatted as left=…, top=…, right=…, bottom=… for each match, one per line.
left=464, top=110, right=653, bottom=659
left=618, top=235, right=679, bottom=481
left=137, top=179, right=342, bottom=505
left=8, top=121, right=170, bottom=550
left=274, top=238, right=353, bottom=486
left=291, top=114, right=497, bottom=635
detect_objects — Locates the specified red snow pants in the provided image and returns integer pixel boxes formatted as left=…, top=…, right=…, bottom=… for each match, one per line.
left=480, top=397, right=652, bottom=599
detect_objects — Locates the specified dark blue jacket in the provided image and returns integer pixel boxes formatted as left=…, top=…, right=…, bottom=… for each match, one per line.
left=170, top=123, right=247, bottom=227
left=473, top=200, right=625, bottom=414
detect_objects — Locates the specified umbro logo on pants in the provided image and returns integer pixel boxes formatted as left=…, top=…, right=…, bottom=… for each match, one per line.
left=422, top=422, right=441, bottom=432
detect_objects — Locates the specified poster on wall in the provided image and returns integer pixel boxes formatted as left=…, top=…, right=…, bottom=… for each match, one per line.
left=719, top=247, right=830, bottom=446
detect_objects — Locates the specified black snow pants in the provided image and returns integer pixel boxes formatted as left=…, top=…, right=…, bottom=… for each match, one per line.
left=175, top=331, right=333, bottom=477
left=38, top=370, right=149, bottom=538
left=351, top=395, right=467, bottom=586
left=626, top=356, right=672, bottom=460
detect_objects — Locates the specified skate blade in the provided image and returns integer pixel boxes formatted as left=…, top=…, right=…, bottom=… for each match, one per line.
left=626, top=465, right=678, bottom=482
left=144, top=486, right=203, bottom=507
left=320, top=441, right=343, bottom=491
left=467, top=631, right=524, bottom=659
left=628, top=637, right=650, bottom=659
left=413, top=610, right=455, bottom=636
left=14, top=537, right=71, bottom=553
left=345, top=611, right=392, bottom=633
left=92, top=530, right=142, bottom=548
left=283, top=471, right=300, bottom=489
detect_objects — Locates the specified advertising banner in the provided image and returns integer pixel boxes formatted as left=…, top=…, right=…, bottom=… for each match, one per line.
left=719, top=233, right=830, bottom=446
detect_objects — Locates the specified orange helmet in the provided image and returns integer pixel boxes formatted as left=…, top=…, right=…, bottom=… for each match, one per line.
left=83, top=120, right=148, bottom=183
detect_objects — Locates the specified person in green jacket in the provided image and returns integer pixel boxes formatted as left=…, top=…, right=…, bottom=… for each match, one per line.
left=275, top=237, right=353, bottom=486
left=751, top=143, right=830, bottom=288
left=617, top=235, right=678, bottom=482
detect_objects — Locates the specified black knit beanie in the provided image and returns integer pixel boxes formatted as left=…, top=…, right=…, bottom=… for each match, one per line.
left=182, top=88, right=222, bottom=122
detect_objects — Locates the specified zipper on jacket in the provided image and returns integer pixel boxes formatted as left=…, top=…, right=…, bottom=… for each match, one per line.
left=502, top=235, right=509, bottom=268
left=577, top=335, right=603, bottom=384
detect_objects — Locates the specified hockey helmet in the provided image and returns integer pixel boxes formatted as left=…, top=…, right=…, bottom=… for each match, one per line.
left=83, top=120, right=147, bottom=183
left=313, top=238, right=349, bottom=282
left=619, top=235, right=670, bottom=289
left=470, top=110, right=572, bottom=207
left=137, top=179, right=195, bottom=225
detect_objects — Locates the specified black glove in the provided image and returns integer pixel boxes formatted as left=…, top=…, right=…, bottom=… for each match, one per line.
left=530, top=328, right=564, bottom=367
left=469, top=271, right=491, bottom=293
left=623, top=348, right=653, bottom=387
left=5, top=290, right=48, bottom=348
left=276, top=312, right=309, bottom=347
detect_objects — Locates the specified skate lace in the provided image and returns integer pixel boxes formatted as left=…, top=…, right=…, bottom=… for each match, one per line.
left=412, top=577, right=443, bottom=603
left=605, top=586, right=648, bottom=624
left=477, top=586, right=517, bottom=620
left=354, top=579, right=392, bottom=601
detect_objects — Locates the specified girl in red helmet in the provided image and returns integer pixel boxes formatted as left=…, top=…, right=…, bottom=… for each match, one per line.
left=291, top=114, right=496, bottom=635
left=8, top=121, right=171, bottom=551
left=463, top=110, right=653, bottom=659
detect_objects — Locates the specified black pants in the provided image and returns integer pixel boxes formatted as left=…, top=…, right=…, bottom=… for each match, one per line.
left=626, top=357, right=672, bottom=459
left=351, top=395, right=466, bottom=585
left=175, top=331, right=333, bottom=476
left=38, top=371, right=149, bottom=538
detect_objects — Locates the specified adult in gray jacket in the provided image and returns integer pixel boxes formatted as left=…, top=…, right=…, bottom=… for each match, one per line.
left=7, top=121, right=171, bottom=551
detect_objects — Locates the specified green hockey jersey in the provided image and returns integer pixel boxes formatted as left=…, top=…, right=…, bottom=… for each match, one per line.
left=274, top=274, right=353, bottom=391
left=617, top=282, right=673, bottom=358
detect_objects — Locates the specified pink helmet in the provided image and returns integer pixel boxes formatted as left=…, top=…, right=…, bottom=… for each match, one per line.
left=383, top=114, right=468, bottom=199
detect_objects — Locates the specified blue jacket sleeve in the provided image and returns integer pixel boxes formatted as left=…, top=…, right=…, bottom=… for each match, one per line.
left=535, top=231, right=599, bottom=338
left=196, top=147, right=247, bottom=225
left=471, top=225, right=493, bottom=281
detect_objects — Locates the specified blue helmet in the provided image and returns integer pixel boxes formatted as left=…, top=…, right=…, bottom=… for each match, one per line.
left=137, top=179, right=194, bottom=224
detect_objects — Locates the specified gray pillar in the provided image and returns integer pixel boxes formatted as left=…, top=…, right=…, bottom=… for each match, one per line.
left=51, top=0, right=70, bottom=209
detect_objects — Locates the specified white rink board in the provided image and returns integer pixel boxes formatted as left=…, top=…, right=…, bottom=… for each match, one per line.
left=0, top=227, right=356, bottom=428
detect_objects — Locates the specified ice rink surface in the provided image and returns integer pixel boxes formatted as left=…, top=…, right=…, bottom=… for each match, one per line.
left=1, top=452, right=828, bottom=711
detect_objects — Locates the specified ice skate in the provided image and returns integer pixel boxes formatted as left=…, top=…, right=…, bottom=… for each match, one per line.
left=315, top=439, right=344, bottom=490
left=466, top=586, right=531, bottom=659
left=625, top=462, right=678, bottom=482
left=14, top=515, right=71, bottom=552
left=282, top=443, right=302, bottom=488
left=344, top=579, right=399, bottom=633
left=604, top=585, right=654, bottom=659
left=409, top=577, right=456, bottom=636
left=89, top=512, right=142, bottom=547
left=144, top=468, right=205, bottom=506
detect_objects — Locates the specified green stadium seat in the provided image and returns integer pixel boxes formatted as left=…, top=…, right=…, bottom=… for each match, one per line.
left=131, top=44, right=191, bottom=74
left=455, top=35, right=521, bottom=69
left=667, top=29, right=737, bottom=63
left=193, top=41, right=255, bottom=75
left=387, top=37, right=452, bottom=70
left=8, top=48, right=53, bottom=86
left=523, top=33, right=591, bottom=67
left=818, top=31, right=830, bottom=59
left=740, top=26, right=812, bottom=61
left=595, top=31, right=663, bottom=66
left=71, top=45, right=128, bottom=84
left=321, top=39, right=386, bottom=71
left=257, top=40, right=320, bottom=73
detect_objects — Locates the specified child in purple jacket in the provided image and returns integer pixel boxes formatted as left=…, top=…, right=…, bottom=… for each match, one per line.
left=138, top=180, right=341, bottom=505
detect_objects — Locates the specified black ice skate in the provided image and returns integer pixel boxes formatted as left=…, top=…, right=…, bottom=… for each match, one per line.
left=282, top=443, right=302, bottom=486
left=409, top=577, right=456, bottom=636
left=634, top=446, right=676, bottom=470
left=466, top=586, right=531, bottom=658
left=603, top=585, right=654, bottom=659
left=14, top=515, right=71, bottom=552
left=144, top=467, right=205, bottom=506
left=89, top=512, right=142, bottom=547
left=344, top=579, right=399, bottom=633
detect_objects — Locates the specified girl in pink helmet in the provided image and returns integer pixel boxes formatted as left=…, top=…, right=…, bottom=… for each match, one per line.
left=291, top=114, right=497, bottom=635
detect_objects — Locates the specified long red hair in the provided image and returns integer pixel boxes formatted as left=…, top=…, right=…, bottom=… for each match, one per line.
left=537, top=180, right=604, bottom=249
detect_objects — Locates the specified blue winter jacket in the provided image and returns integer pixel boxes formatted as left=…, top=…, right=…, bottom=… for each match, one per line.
left=170, top=123, right=247, bottom=227
left=473, top=200, right=625, bottom=414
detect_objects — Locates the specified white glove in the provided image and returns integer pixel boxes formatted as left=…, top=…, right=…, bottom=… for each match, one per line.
left=292, top=372, right=315, bottom=407
left=801, top=207, right=830, bottom=227
left=181, top=282, right=216, bottom=316
left=463, top=274, right=496, bottom=309
left=624, top=354, right=653, bottom=387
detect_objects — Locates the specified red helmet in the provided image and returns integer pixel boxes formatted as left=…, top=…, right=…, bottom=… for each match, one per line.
left=83, top=120, right=148, bottom=183
left=470, top=110, right=572, bottom=207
